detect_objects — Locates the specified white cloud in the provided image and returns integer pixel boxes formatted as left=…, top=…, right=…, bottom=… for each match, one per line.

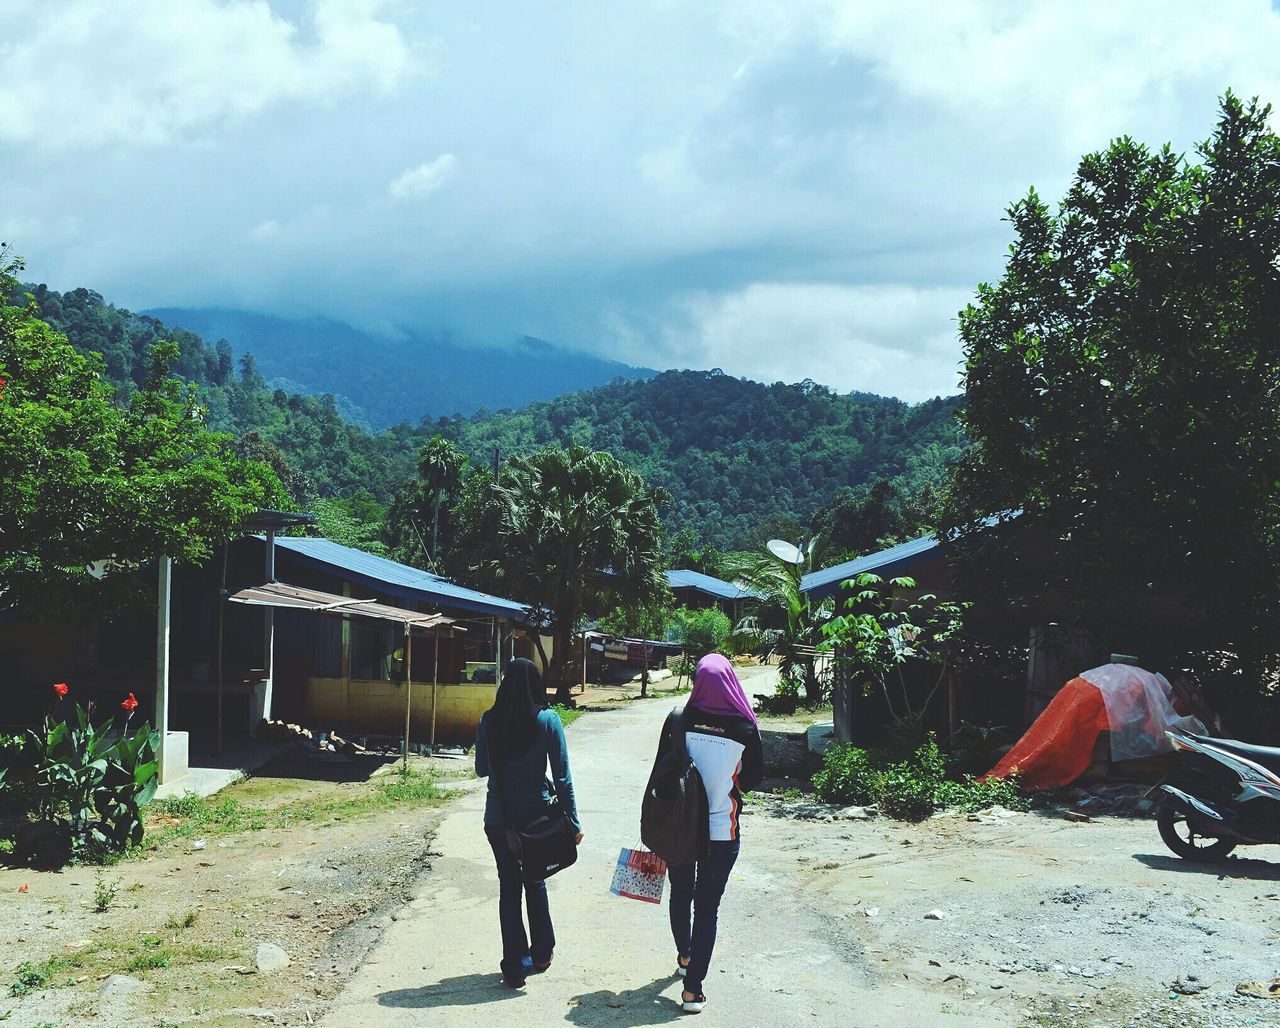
left=663, top=282, right=969, bottom=401
left=388, top=154, right=457, bottom=201
left=249, top=219, right=280, bottom=240
left=11, top=2, right=1280, bottom=400
left=0, top=0, right=416, bottom=149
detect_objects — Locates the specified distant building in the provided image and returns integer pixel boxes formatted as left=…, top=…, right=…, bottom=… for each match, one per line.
left=666, top=569, right=762, bottom=624
left=0, top=533, right=532, bottom=751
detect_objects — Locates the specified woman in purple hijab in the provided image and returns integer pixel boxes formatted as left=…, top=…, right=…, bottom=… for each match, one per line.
left=653, top=653, right=763, bottom=1014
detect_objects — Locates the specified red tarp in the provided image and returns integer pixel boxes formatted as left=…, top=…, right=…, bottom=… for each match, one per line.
left=984, top=677, right=1110, bottom=791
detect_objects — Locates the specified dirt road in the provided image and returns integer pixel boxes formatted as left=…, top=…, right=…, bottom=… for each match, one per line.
left=320, top=668, right=1280, bottom=1028
left=320, top=667, right=995, bottom=1027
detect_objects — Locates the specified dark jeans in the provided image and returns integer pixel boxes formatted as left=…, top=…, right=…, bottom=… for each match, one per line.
left=485, top=826, right=554, bottom=978
left=667, top=840, right=740, bottom=995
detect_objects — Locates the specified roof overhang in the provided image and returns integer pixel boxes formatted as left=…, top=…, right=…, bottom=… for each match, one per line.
left=226, top=581, right=463, bottom=634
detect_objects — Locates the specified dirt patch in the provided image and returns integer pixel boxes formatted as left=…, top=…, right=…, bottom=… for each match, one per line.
left=746, top=795, right=1280, bottom=1027
left=0, top=751, right=472, bottom=1026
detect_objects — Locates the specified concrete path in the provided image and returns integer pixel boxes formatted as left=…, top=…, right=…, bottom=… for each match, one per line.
left=320, top=668, right=967, bottom=1027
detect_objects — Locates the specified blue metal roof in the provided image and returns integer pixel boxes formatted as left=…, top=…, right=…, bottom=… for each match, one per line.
left=667, top=569, right=762, bottom=602
left=266, top=536, right=530, bottom=622
left=801, top=514, right=1013, bottom=602
left=800, top=534, right=943, bottom=601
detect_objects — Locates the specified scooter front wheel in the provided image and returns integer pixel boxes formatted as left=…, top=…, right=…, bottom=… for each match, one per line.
left=1157, top=799, right=1236, bottom=862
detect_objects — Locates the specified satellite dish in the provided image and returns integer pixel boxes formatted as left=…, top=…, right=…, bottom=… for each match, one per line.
left=767, top=539, right=804, bottom=565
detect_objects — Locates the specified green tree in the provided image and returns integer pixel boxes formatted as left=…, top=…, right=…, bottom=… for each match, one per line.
left=0, top=252, right=287, bottom=619
left=820, top=574, right=967, bottom=731
left=417, top=435, right=467, bottom=568
left=942, top=93, right=1280, bottom=685
left=671, top=606, right=732, bottom=659
left=451, top=444, right=668, bottom=702
left=599, top=595, right=672, bottom=697
left=312, top=492, right=389, bottom=556
left=721, top=538, right=830, bottom=702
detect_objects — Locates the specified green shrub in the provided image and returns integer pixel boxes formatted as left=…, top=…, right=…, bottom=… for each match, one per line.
left=811, top=744, right=878, bottom=805
left=875, top=762, right=939, bottom=820
left=673, top=607, right=732, bottom=658
left=811, top=735, right=1028, bottom=821
left=26, top=699, right=159, bottom=861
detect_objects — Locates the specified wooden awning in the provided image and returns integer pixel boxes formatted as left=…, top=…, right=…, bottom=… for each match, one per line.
left=226, top=581, right=462, bottom=634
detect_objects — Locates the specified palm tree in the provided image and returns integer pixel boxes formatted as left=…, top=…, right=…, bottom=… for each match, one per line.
left=721, top=536, right=830, bottom=702
left=417, top=436, right=467, bottom=568
left=455, top=444, right=669, bottom=703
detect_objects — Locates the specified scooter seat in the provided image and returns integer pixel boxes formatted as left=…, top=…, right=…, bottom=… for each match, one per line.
left=1190, top=734, right=1280, bottom=775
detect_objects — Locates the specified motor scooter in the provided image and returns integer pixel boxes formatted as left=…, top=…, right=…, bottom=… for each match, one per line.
left=1152, top=727, right=1280, bottom=861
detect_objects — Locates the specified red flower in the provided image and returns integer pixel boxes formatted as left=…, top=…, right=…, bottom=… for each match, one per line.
left=17, top=884, right=27, bottom=893
left=52, top=682, right=68, bottom=698
left=121, top=692, right=138, bottom=714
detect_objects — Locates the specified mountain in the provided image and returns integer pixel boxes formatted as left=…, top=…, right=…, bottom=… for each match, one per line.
left=439, top=371, right=964, bottom=549
left=19, top=281, right=963, bottom=552
left=142, top=306, right=656, bottom=429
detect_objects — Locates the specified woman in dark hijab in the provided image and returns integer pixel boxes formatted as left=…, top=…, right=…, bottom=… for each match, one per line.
left=475, top=658, right=582, bottom=986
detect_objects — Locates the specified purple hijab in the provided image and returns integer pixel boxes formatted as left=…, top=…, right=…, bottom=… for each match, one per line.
left=689, top=653, right=758, bottom=725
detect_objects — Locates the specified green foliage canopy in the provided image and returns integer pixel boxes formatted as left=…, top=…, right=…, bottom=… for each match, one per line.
left=451, top=444, right=668, bottom=695
left=0, top=254, right=286, bottom=619
left=943, top=93, right=1280, bottom=674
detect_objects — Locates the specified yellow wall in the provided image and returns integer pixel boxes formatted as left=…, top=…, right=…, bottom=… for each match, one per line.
left=305, top=677, right=495, bottom=745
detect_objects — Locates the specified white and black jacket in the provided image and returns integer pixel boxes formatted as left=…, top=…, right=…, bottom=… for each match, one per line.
left=657, top=705, right=764, bottom=842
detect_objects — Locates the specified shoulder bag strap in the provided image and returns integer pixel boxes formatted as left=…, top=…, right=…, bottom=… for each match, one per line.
left=672, top=704, right=690, bottom=763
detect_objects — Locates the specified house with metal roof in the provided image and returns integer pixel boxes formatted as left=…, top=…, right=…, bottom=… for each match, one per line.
left=667, top=569, right=762, bottom=623
left=801, top=515, right=1013, bottom=603
left=800, top=533, right=948, bottom=602
left=242, top=535, right=531, bottom=746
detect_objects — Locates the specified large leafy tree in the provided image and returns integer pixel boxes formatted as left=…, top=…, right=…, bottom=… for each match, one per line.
left=0, top=251, right=287, bottom=619
left=942, top=94, right=1280, bottom=682
left=451, top=444, right=668, bottom=701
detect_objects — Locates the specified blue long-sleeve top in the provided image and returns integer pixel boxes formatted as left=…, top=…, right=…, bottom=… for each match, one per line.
left=475, top=707, right=580, bottom=832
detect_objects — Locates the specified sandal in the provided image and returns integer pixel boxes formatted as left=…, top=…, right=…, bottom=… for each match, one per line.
left=681, top=990, right=706, bottom=1014
left=676, top=954, right=691, bottom=978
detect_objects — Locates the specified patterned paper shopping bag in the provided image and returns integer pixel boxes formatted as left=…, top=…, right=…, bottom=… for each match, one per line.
left=609, top=846, right=667, bottom=904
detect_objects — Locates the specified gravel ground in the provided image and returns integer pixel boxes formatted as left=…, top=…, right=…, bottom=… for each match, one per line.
left=752, top=789, right=1280, bottom=1027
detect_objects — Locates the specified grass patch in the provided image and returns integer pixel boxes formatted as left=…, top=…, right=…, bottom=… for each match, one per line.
left=10, top=932, right=236, bottom=993
left=163, top=910, right=199, bottom=932
left=145, top=766, right=449, bottom=847
left=552, top=703, right=585, bottom=728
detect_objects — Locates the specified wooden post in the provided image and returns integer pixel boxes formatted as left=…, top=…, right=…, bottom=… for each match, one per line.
left=948, top=668, right=960, bottom=738
left=402, top=626, right=413, bottom=769
left=155, top=555, right=172, bottom=783
left=429, top=631, right=440, bottom=750
left=580, top=635, right=587, bottom=695
left=215, top=542, right=227, bottom=756
left=258, top=529, right=276, bottom=731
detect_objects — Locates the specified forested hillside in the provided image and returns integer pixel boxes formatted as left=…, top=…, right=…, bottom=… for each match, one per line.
left=16, top=281, right=963, bottom=553
left=144, top=306, right=655, bottom=429
left=440, top=373, right=963, bottom=549
left=18, top=283, right=423, bottom=500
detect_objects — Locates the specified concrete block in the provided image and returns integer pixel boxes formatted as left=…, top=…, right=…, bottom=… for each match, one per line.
left=159, top=729, right=189, bottom=785
left=807, top=721, right=835, bottom=755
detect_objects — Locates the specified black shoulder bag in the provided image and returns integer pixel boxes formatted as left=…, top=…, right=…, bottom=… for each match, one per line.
left=493, top=744, right=579, bottom=885
left=641, top=705, right=709, bottom=865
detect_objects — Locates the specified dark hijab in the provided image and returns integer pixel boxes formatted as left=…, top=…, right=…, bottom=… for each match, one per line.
left=484, top=657, right=547, bottom=768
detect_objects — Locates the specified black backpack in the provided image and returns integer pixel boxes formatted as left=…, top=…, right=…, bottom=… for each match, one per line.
left=641, top=706, right=709, bottom=865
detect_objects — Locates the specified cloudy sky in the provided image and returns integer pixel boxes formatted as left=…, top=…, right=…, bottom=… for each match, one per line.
left=4, top=1, right=1280, bottom=400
